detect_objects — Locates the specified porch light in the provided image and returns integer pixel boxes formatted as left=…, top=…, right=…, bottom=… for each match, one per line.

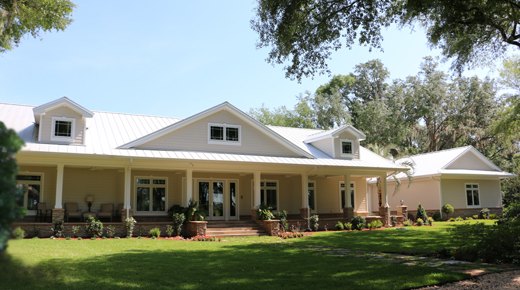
left=85, top=195, right=94, bottom=212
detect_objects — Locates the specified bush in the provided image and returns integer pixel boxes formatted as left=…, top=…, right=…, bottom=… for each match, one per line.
left=403, top=221, right=413, bottom=227
left=442, top=204, right=454, bottom=219
left=71, top=226, right=79, bottom=238
left=504, top=202, right=520, bottom=219
left=335, top=221, right=344, bottom=230
left=166, top=225, right=174, bottom=237
left=125, top=217, right=136, bottom=238
left=51, top=220, right=64, bottom=238
left=473, top=214, right=479, bottom=219
left=454, top=216, right=463, bottom=222
left=106, top=225, right=116, bottom=238
left=479, top=208, right=490, bottom=219
left=85, top=216, right=103, bottom=238
left=172, top=213, right=185, bottom=236
left=367, top=222, right=374, bottom=230
left=149, top=227, right=161, bottom=238
left=77, top=237, right=82, bottom=240
left=65, top=236, right=71, bottom=240
left=466, top=217, right=474, bottom=220
left=351, top=215, right=366, bottom=231
left=407, top=213, right=415, bottom=221
left=449, top=217, right=456, bottom=222
left=258, top=208, right=274, bottom=221
left=344, top=222, right=352, bottom=230
left=416, top=218, right=424, bottom=226
left=12, top=227, right=26, bottom=240
left=427, top=217, right=434, bottom=226
left=416, top=203, right=428, bottom=223
left=278, top=210, right=288, bottom=232
left=432, top=212, right=442, bottom=221
left=373, top=220, right=383, bottom=228
left=489, top=214, right=497, bottom=219
left=309, top=215, right=319, bottom=231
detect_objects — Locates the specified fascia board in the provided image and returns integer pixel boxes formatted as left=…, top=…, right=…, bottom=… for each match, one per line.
left=33, top=97, right=94, bottom=118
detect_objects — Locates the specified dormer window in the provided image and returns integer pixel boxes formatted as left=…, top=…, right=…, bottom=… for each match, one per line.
left=51, top=117, right=75, bottom=142
left=208, top=123, right=241, bottom=145
left=340, top=139, right=354, bottom=157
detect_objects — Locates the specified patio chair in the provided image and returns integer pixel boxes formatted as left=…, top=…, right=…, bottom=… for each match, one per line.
left=116, top=203, right=124, bottom=219
left=64, top=202, right=82, bottom=222
left=36, top=202, right=51, bottom=223
left=98, top=203, right=114, bottom=222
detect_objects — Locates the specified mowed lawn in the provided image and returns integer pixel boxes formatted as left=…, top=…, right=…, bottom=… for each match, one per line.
left=0, top=221, right=492, bottom=290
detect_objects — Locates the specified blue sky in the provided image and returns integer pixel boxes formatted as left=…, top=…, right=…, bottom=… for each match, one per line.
left=0, top=1, right=502, bottom=119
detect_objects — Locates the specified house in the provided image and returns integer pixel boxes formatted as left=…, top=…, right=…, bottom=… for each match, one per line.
left=2, top=97, right=410, bottom=234
left=367, top=146, right=515, bottom=219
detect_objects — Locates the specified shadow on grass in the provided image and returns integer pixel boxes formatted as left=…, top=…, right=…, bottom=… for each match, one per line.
left=1, top=239, right=467, bottom=290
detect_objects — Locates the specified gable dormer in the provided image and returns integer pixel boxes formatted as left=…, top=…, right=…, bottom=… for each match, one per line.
left=304, top=125, right=366, bottom=160
left=33, top=97, right=94, bottom=145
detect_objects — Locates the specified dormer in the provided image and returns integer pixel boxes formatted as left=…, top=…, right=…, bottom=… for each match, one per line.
left=304, top=125, right=366, bottom=160
left=33, top=97, right=94, bottom=145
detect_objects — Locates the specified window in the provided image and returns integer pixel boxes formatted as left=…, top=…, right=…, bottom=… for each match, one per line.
left=16, top=174, right=43, bottom=212
left=252, top=180, right=278, bottom=210
left=466, top=183, right=480, bottom=206
left=51, top=117, right=75, bottom=142
left=308, top=181, right=316, bottom=210
left=340, top=182, right=355, bottom=209
left=208, top=123, right=241, bottom=145
left=135, top=177, right=167, bottom=212
left=340, top=139, right=354, bottom=157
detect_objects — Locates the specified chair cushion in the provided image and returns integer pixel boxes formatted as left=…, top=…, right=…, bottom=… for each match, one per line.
left=67, top=212, right=81, bottom=218
left=100, top=204, right=113, bottom=212
left=98, top=212, right=112, bottom=218
left=65, top=203, right=78, bottom=212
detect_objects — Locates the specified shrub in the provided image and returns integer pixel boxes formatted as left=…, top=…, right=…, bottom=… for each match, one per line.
left=442, top=204, right=454, bottom=219
left=193, top=235, right=221, bottom=242
left=416, top=218, right=424, bottom=226
left=344, top=222, right=352, bottom=230
left=65, top=236, right=71, bottom=240
left=258, top=208, right=274, bottom=221
left=77, top=237, right=82, bottom=241
left=51, top=220, right=64, bottom=238
left=403, top=221, right=413, bottom=227
left=91, top=237, right=96, bottom=240
left=278, top=232, right=306, bottom=239
left=466, top=217, right=474, bottom=220
left=479, top=208, right=490, bottom=219
left=12, top=227, right=26, bottom=240
left=407, top=213, right=415, bottom=222
left=473, top=215, right=479, bottom=219
left=149, top=227, right=161, bottom=238
left=106, top=225, right=116, bottom=238
left=391, top=216, right=397, bottom=226
left=351, top=215, right=366, bottom=231
left=166, top=225, right=174, bottom=237
left=489, top=213, right=497, bottom=219
left=449, top=217, right=456, bottom=222
left=416, top=203, right=428, bottom=223
left=367, top=222, right=374, bottom=230
left=71, top=226, right=79, bottom=238
left=309, top=215, right=319, bottom=231
left=335, top=221, right=344, bottom=230
left=432, top=212, right=442, bottom=221
left=373, top=220, right=383, bottom=229
left=125, top=217, right=136, bottom=238
left=278, top=210, right=288, bottom=232
left=427, top=217, right=434, bottom=226
left=504, top=202, right=520, bottom=219
left=455, top=216, right=463, bottom=222
left=85, top=216, right=103, bottom=238
left=172, top=213, right=185, bottom=236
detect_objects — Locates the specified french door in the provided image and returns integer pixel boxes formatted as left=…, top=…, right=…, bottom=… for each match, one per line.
left=197, top=180, right=238, bottom=221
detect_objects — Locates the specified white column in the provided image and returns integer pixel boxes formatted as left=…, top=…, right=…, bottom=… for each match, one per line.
left=186, top=168, right=193, bottom=206
left=381, top=174, right=388, bottom=207
left=344, top=174, right=351, bottom=207
left=124, top=166, right=131, bottom=210
left=253, top=172, right=261, bottom=208
left=55, top=164, right=64, bottom=209
left=301, top=173, right=308, bottom=208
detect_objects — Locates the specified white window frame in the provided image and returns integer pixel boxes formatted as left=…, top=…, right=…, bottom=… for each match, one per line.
left=308, top=180, right=317, bottom=212
left=16, top=172, right=44, bottom=215
left=134, top=176, right=168, bottom=215
left=340, top=138, right=354, bottom=158
left=465, top=183, right=481, bottom=207
left=251, top=179, right=279, bottom=212
left=339, top=181, right=355, bottom=211
left=51, top=117, right=75, bottom=142
left=208, top=123, right=241, bottom=146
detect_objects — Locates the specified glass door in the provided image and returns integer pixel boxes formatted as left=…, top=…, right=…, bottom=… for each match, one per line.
left=198, top=181, right=210, bottom=219
left=211, top=181, right=225, bottom=220
left=16, top=175, right=42, bottom=215
left=228, top=181, right=238, bottom=220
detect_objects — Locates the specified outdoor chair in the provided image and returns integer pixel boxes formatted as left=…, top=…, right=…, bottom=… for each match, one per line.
left=64, top=202, right=82, bottom=222
left=98, top=203, right=114, bottom=222
left=36, top=202, right=51, bottom=223
left=116, top=203, right=124, bottom=219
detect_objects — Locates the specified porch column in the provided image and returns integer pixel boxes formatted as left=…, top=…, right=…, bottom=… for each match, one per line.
left=252, top=172, right=261, bottom=220
left=381, top=173, right=390, bottom=226
left=124, top=166, right=131, bottom=211
left=344, top=174, right=351, bottom=207
left=186, top=168, right=193, bottom=206
left=55, top=164, right=64, bottom=209
left=300, top=173, right=309, bottom=219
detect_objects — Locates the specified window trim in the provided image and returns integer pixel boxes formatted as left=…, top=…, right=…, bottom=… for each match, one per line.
left=339, top=181, right=355, bottom=211
left=465, top=183, right=481, bottom=207
left=16, top=172, right=44, bottom=215
left=134, top=176, right=168, bottom=215
left=250, top=179, right=279, bottom=212
left=207, top=123, right=241, bottom=146
left=51, top=117, right=76, bottom=142
left=340, top=138, right=354, bottom=158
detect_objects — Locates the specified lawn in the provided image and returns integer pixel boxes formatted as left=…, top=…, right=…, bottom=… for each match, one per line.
left=0, top=221, right=492, bottom=290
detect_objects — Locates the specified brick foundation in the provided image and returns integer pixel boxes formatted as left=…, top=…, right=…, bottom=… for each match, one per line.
left=186, top=221, right=207, bottom=237
left=300, top=208, right=310, bottom=219
left=447, top=207, right=502, bottom=219
left=262, top=220, right=280, bottom=236
left=120, top=209, right=134, bottom=222
left=52, top=209, right=65, bottom=223
left=251, top=209, right=259, bottom=221
left=343, top=207, right=354, bottom=221
left=379, top=206, right=390, bottom=226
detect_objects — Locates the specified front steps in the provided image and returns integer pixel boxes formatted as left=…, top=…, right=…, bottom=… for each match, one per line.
left=206, top=220, right=267, bottom=237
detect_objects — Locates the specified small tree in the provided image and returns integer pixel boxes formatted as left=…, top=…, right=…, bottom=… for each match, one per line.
left=442, top=204, right=454, bottom=220
left=416, top=203, right=428, bottom=223
left=125, top=217, right=136, bottom=238
left=172, top=213, right=185, bottom=236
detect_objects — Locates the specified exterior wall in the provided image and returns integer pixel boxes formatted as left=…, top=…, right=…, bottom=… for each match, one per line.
left=310, top=138, right=333, bottom=157
left=39, top=106, right=85, bottom=144
left=314, top=176, right=367, bottom=215
left=136, top=110, right=301, bottom=157
left=18, top=165, right=57, bottom=211
left=334, top=131, right=360, bottom=160
left=441, top=178, right=502, bottom=209
left=446, top=152, right=496, bottom=171
left=370, top=179, right=441, bottom=212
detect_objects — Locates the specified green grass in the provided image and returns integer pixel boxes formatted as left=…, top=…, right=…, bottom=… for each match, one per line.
left=0, top=222, right=488, bottom=290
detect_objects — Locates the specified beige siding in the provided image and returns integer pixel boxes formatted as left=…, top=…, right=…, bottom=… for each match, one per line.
left=18, top=165, right=57, bottom=210
left=354, top=178, right=368, bottom=213
left=311, top=138, right=334, bottom=157
left=39, top=106, right=85, bottom=144
left=334, top=131, right=360, bottom=160
left=446, top=152, right=496, bottom=171
left=370, top=179, right=441, bottom=212
left=137, top=110, right=301, bottom=157
left=441, top=179, right=501, bottom=209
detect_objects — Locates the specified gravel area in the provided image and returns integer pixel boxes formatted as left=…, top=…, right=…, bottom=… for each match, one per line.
left=419, top=270, right=520, bottom=289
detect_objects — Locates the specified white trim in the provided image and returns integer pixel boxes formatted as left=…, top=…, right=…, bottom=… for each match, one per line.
left=50, top=117, right=76, bottom=142
left=82, top=118, right=87, bottom=145
left=38, top=115, right=43, bottom=142
left=442, top=146, right=502, bottom=172
left=207, top=123, right=242, bottom=146
left=339, top=181, right=356, bottom=211
left=332, top=138, right=336, bottom=158
left=340, top=138, right=354, bottom=158
left=304, top=125, right=366, bottom=143
left=33, top=97, right=94, bottom=118
left=465, top=183, right=481, bottom=207
left=250, top=179, right=279, bottom=212
left=16, top=172, right=45, bottom=215
left=133, top=176, right=169, bottom=214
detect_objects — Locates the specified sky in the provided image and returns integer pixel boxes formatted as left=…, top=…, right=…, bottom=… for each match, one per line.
left=0, top=1, right=504, bottom=119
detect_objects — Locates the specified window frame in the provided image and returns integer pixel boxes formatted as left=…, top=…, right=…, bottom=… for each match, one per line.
left=16, top=172, right=44, bottom=215
left=207, top=123, right=241, bottom=146
left=251, top=179, right=279, bottom=212
left=134, top=176, right=168, bottom=215
left=51, top=116, right=76, bottom=142
left=340, top=138, right=354, bottom=158
left=465, top=183, right=481, bottom=207
left=308, top=180, right=317, bottom=211
left=339, top=181, right=355, bottom=211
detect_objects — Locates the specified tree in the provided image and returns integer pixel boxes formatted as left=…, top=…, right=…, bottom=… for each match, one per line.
left=248, top=95, right=316, bottom=128
left=0, top=121, right=26, bottom=251
left=0, top=0, right=75, bottom=53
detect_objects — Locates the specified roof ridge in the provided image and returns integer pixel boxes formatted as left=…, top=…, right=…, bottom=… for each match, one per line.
left=0, top=102, right=36, bottom=108
left=93, top=110, right=184, bottom=120
left=408, top=146, right=471, bottom=158
left=267, top=125, right=324, bottom=131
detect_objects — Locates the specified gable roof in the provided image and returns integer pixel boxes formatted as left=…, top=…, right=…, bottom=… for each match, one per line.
left=33, top=97, right=94, bottom=120
left=304, top=124, right=366, bottom=143
left=117, top=102, right=316, bottom=159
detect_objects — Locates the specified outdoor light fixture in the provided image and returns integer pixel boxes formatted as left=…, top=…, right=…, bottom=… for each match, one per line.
left=85, top=195, right=94, bottom=212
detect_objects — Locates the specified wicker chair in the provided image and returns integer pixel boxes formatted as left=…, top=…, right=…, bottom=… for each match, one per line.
left=64, top=202, right=82, bottom=222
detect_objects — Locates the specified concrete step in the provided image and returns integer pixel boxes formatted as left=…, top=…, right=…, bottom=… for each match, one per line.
left=205, top=220, right=268, bottom=237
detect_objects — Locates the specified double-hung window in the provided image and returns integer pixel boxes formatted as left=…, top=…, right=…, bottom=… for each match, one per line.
left=208, top=123, right=241, bottom=145
left=51, top=117, right=75, bottom=142
left=465, top=183, right=480, bottom=206
left=136, top=177, right=167, bottom=212
left=340, top=139, right=354, bottom=157
left=340, top=182, right=355, bottom=209
left=252, top=181, right=278, bottom=210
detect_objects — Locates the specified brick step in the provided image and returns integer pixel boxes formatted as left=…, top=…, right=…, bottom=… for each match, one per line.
left=206, top=231, right=267, bottom=237
left=212, top=232, right=266, bottom=237
left=206, top=227, right=262, bottom=231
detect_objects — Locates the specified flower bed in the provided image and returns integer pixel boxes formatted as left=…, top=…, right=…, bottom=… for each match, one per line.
left=192, top=235, right=221, bottom=242
left=278, top=231, right=307, bottom=239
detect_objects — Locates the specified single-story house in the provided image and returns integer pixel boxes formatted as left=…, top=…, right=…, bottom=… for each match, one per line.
left=367, top=146, right=515, bottom=218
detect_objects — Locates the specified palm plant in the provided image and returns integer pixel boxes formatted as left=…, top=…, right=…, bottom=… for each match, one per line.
left=367, top=143, right=415, bottom=196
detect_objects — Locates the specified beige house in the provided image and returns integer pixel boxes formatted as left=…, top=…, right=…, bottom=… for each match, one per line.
left=2, top=97, right=409, bottom=229
left=368, top=146, right=515, bottom=219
